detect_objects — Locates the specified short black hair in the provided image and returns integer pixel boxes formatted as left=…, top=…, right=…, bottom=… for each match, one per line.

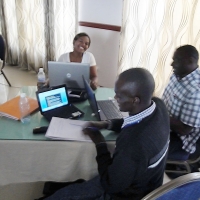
left=177, top=45, right=199, bottom=60
left=73, top=32, right=91, bottom=47
left=119, top=68, right=155, bottom=101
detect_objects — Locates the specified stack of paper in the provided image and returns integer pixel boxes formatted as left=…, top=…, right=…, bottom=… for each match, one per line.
left=45, top=117, right=92, bottom=142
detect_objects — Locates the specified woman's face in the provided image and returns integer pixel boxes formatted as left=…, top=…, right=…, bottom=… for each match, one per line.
left=73, top=36, right=90, bottom=53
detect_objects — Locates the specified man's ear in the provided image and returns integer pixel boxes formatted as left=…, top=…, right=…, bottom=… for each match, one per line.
left=189, top=57, right=196, bottom=64
left=132, top=97, right=140, bottom=104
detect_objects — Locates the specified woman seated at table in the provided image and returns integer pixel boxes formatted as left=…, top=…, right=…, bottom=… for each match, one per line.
left=58, top=32, right=98, bottom=90
left=43, top=32, right=98, bottom=90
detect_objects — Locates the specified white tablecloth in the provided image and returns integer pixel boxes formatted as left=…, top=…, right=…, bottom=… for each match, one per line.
left=0, top=140, right=115, bottom=186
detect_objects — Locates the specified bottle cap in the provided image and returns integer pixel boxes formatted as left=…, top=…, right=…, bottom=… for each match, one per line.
left=20, top=93, right=26, bottom=98
left=39, top=68, right=44, bottom=72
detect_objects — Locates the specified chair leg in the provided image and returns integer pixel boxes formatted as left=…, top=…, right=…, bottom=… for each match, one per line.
left=1, top=69, right=11, bottom=86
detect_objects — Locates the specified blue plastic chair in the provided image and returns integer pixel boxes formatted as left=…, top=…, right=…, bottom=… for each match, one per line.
left=142, top=172, right=200, bottom=200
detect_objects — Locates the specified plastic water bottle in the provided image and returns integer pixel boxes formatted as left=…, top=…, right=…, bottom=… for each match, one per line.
left=19, top=93, right=31, bottom=123
left=37, top=68, right=46, bottom=89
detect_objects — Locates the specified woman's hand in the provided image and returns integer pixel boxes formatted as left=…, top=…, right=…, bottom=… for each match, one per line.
left=90, top=79, right=98, bottom=90
left=90, top=66, right=98, bottom=90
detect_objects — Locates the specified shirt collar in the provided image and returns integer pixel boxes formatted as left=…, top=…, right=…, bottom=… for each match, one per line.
left=175, top=68, right=199, bottom=81
left=121, top=100, right=156, bottom=128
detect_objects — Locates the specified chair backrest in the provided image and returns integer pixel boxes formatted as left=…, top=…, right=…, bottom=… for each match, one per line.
left=142, top=172, right=200, bottom=200
left=0, top=34, right=6, bottom=69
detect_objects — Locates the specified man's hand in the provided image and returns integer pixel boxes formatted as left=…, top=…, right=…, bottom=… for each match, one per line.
left=83, top=121, right=109, bottom=130
left=170, top=116, right=193, bottom=135
left=83, top=128, right=106, bottom=145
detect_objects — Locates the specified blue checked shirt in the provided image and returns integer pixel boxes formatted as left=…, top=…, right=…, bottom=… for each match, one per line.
left=162, top=68, right=200, bottom=153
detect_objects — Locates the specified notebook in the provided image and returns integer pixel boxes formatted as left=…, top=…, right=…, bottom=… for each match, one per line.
left=0, top=96, right=38, bottom=121
left=36, top=84, right=84, bottom=121
left=48, top=61, right=90, bottom=91
left=83, top=76, right=128, bottom=121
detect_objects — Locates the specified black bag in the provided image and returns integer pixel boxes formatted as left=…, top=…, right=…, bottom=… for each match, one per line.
left=68, top=90, right=87, bottom=103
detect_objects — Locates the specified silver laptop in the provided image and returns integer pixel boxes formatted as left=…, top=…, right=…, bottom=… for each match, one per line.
left=48, top=61, right=90, bottom=91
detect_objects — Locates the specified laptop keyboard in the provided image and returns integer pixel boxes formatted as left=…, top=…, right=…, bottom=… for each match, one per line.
left=97, top=100, right=124, bottom=119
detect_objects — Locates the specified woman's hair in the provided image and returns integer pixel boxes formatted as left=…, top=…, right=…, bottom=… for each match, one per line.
left=73, top=32, right=91, bottom=47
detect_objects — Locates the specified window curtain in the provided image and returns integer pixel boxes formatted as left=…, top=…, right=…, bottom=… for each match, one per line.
left=0, top=0, right=78, bottom=72
left=119, top=0, right=200, bottom=96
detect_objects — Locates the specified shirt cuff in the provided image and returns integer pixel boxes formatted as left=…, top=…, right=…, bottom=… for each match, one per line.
left=106, top=120, right=113, bottom=130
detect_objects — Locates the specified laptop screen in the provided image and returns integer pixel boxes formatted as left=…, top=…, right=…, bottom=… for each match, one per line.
left=37, top=86, right=69, bottom=112
left=82, top=76, right=101, bottom=120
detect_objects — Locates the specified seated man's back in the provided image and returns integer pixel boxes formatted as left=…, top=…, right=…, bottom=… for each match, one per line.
left=98, top=97, right=169, bottom=199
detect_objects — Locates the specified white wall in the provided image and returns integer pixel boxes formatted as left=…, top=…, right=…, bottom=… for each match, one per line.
left=78, top=0, right=123, bottom=88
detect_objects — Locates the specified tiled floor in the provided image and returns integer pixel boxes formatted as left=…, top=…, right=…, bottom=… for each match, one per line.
left=0, top=66, right=171, bottom=199
left=0, top=65, right=37, bottom=104
left=2, top=65, right=37, bottom=87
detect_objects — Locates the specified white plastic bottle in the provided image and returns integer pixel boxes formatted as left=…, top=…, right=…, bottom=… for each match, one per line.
left=37, top=68, right=46, bottom=89
left=19, top=93, right=31, bottom=123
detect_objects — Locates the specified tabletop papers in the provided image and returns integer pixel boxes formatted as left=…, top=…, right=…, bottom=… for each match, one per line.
left=45, top=117, right=91, bottom=141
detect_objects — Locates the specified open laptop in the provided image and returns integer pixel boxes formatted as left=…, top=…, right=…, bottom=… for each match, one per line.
left=48, top=61, right=90, bottom=91
left=83, top=76, right=128, bottom=121
left=36, top=84, right=84, bottom=121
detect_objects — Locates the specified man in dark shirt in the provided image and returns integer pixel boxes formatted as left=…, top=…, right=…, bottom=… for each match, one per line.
left=45, top=68, right=170, bottom=200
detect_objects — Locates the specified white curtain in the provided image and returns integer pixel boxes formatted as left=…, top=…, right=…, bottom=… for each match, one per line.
left=119, top=0, right=200, bottom=96
left=0, top=0, right=78, bottom=72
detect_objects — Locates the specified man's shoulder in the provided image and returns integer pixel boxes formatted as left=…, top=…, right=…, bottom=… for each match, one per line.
left=152, top=97, right=165, bottom=106
left=184, top=70, right=200, bottom=94
left=152, top=97, right=169, bottom=117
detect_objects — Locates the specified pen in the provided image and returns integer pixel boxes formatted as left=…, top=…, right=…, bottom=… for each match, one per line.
left=84, top=127, right=99, bottom=131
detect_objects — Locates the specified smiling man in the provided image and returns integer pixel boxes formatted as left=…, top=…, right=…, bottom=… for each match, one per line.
left=45, top=68, right=170, bottom=200
left=162, top=45, right=200, bottom=162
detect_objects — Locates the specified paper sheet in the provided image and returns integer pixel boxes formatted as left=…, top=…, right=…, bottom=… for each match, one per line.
left=45, top=117, right=91, bottom=141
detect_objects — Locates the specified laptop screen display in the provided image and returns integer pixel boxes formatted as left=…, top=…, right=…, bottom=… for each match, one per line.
left=38, top=87, right=68, bottom=112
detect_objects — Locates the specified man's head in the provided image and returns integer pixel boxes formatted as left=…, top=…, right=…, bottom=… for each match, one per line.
left=114, top=68, right=155, bottom=115
left=172, top=45, right=199, bottom=78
